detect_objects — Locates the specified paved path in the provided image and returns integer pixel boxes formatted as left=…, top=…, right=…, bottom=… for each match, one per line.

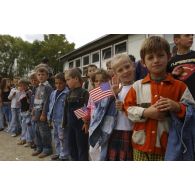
left=0, top=131, right=50, bottom=161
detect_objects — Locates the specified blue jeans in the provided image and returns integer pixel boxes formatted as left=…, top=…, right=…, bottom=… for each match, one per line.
left=2, top=103, right=12, bottom=131
left=35, top=121, right=52, bottom=154
left=53, top=121, right=69, bottom=159
left=0, top=106, right=4, bottom=129
left=10, top=108, right=21, bottom=134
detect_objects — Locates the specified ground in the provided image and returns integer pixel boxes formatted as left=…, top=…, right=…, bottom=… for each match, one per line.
left=0, top=131, right=50, bottom=161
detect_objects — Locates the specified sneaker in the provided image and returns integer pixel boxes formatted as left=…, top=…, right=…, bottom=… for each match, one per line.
left=24, top=142, right=32, bottom=147
left=17, top=140, right=26, bottom=145
left=32, top=150, right=42, bottom=156
left=11, top=133, right=17, bottom=137
left=38, top=152, right=51, bottom=158
left=51, top=154, right=59, bottom=160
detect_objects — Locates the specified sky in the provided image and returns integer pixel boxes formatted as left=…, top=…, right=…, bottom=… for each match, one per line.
left=9, top=33, right=105, bottom=49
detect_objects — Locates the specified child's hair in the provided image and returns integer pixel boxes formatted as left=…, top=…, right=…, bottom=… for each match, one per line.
left=55, top=72, right=66, bottom=82
left=128, top=54, right=136, bottom=63
left=88, top=64, right=97, bottom=69
left=111, top=53, right=133, bottom=71
left=18, top=79, right=29, bottom=87
left=36, top=65, right=49, bottom=75
left=140, top=36, right=170, bottom=60
left=173, top=34, right=181, bottom=39
left=0, top=78, right=10, bottom=91
left=29, top=72, right=37, bottom=80
left=65, top=68, right=83, bottom=83
left=91, top=68, right=111, bottom=83
left=106, top=60, right=111, bottom=67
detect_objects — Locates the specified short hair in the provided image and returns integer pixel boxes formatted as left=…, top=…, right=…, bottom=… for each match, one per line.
left=75, top=67, right=82, bottom=74
left=29, top=72, right=37, bottom=80
left=140, top=36, right=170, bottom=60
left=128, top=54, right=136, bottom=63
left=173, top=34, right=181, bottom=39
left=36, top=66, right=49, bottom=75
left=111, top=53, right=133, bottom=71
left=65, top=68, right=83, bottom=83
left=55, top=72, right=66, bottom=82
left=88, top=64, right=97, bottom=69
left=18, top=79, right=29, bottom=86
left=91, top=69, right=111, bottom=83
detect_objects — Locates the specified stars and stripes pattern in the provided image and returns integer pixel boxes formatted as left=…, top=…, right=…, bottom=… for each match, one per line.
left=89, top=82, right=113, bottom=103
left=74, top=106, right=88, bottom=119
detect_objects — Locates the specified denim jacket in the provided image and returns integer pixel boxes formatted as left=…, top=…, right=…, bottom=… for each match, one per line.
left=47, top=87, right=69, bottom=123
left=89, top=96, right=118, bottom=147
left=165, top=104, right=195, bottom=161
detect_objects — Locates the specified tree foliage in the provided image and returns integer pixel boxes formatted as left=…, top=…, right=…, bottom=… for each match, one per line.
left=0, top=34, right=75, bottom=78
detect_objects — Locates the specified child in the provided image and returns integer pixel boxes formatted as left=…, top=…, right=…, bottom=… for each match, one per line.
left=124, top=36, right=195, bottom=161
left=85, top=68, right=111, bottom=160
left=0, top=76, right=4, bottom=131
left=48, top=73, right=70, bottom=160
left=0, top=78, right=12, bottom=132
left=17, top=79, right=33, bottom=146
left=106, top=60, right=114, bottom=78
left=32, top=66, right=53, bottom=158
left=106, top=54, right=135, bottom=161
left=83, top=64, right=97, bottom=91
left=29, top=72, right=39, bottom=149
left=63, top=68, right=89, bottom=161
left=167, top=34, right=195, bottom=99
left=8, top=78, right=22, bottom=137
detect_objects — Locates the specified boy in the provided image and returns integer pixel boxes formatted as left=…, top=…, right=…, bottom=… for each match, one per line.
left=83, top=64, right=97, bottom=91
left=32, top=66, right=53, bottom=158
left=63, top=68, right=89, bottom=161
left=48, top=73, right=70, bottom=160
left=124, top=36, right=195, bottom=161
left=167, top=34, right=195, bottom=99
left=106, top=54, right=134, bottom=161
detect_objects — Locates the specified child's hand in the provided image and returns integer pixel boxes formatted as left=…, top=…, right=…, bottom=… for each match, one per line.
left=155, top=97, right=181, bottom=113
left=82, top=122, right=89, bottom=134
left=111, top=75, right=122, bottom=95
left=143, top=104, right=167, bottom=120
left=115, top=100, right=123, bottom=111
left=40, top=113, right=47, bottom=122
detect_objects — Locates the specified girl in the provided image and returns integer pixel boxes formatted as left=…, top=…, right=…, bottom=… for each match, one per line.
left=0, top=78, right=12, bottom=132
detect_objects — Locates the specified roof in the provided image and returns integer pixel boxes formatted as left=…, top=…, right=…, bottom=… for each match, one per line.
left=59, top=34, right=129, bottom=62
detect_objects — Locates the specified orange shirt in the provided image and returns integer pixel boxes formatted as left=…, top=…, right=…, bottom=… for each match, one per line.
left=124, top=74, right=192, bottom=155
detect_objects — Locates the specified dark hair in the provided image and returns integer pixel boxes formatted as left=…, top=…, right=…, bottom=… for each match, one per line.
left=55, top=72, right=66, bottom=82
left=128, top=54, right=136, bottom=63
left=75, top=67, right=82, bottom=75
left=88, top=64, right=97, bottom=69
left=0, top=78, right=10, bottom=92
left=173, top=34, right=181, bottom=39
left=65, top=68, right=83, bottom=83
left=140, top=36, right=170, bottom=60
left=91, top=69, right=111, bottom=83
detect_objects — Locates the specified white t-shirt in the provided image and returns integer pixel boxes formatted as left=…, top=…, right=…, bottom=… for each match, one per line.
left=114, top=85, right=133, bottom=131
left=8, top=88, right=21, bottom=108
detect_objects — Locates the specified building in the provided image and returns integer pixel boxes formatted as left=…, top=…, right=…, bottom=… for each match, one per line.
left=59, top=34, right=195, bottom=76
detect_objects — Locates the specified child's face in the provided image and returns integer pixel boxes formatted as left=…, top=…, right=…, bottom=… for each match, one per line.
left=174, top=34, right=193, bottom=50
left=114, top=61, right=134, bottom=85
left=36, top=71, right=48, bottom=83
left=106, top=64, right=114, bottom=77
left=94, top=74, right=105, bottom=88
left=18, top=83, right=27, bottom=92
left=30, top=78, right=39, bottom=87
left=143, top=50, right=170, bottom=78
left=88, top=67, right=97, bottom=78
left=55, top=79, right=66, bottom=91
left=65, top=76, right=79, bottom=89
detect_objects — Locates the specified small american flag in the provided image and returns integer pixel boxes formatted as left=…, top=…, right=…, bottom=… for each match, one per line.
left=89, top=82, right=113, bottom=103
left=74, top=106, right=88, bottom=119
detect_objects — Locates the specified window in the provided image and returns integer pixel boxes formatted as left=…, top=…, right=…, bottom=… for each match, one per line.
left=75, top=59, right=81, bottom=67
left=83, top=55, right=89, bottom=66
left=102, top=47, right=112, bottom=60
left=92, top=52, right=99, bottom=63
left=69, top=61, right=74, bottom=68
left=115, top=42, right=127, bottom=54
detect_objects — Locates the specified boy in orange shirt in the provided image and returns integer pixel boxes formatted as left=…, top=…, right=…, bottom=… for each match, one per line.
left=124, top=36, right=195, bottom=161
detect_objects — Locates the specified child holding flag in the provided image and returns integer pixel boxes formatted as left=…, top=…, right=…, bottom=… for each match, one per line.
left=63, top=68, right=89, bottom=161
